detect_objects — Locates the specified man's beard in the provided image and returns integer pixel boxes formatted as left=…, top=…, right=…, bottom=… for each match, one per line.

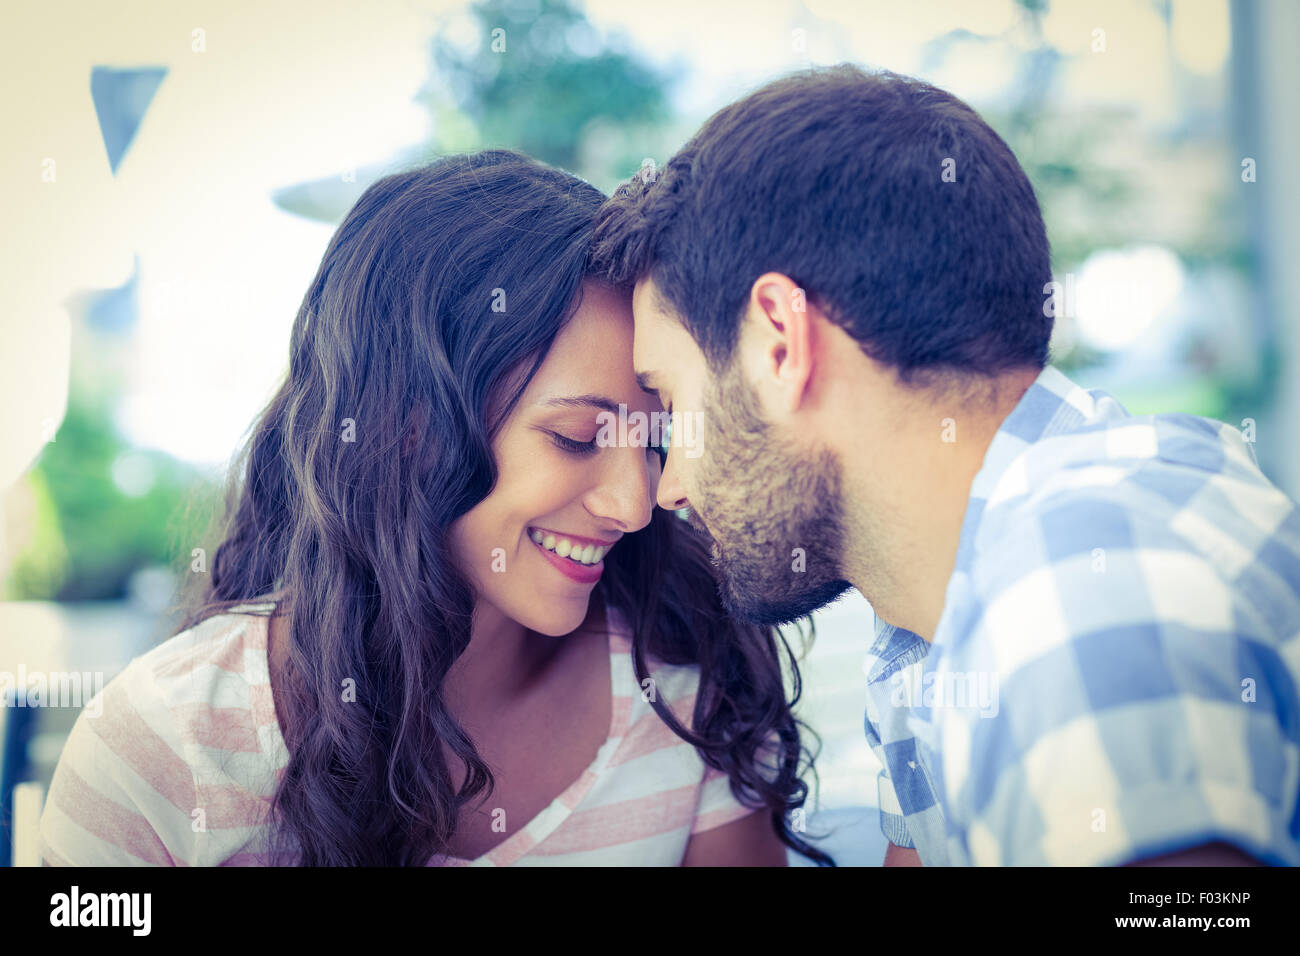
left=687, top=359, right=853, bottom=626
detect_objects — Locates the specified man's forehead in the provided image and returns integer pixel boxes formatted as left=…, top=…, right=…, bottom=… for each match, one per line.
left=630, top=278, right=667, bottom=364
left=632, top=277, right=676, bottom=321
left=634, top=293, right=676, bottom=395
left=632, top=277, right=700, bottom=389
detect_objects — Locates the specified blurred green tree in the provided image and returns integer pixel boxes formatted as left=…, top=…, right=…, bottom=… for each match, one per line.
left=427, top=0, right=671, bottom=181
left=4, top=355, right=216, bottom=602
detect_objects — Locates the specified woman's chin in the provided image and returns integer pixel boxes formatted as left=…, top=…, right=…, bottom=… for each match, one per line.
left=519, top=601, right=590, bottom=637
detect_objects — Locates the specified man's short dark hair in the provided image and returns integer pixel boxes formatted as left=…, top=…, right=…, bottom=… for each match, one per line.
left=591, top=64, right=1054, bottom=382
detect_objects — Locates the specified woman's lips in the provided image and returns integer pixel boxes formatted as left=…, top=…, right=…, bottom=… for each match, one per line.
left=528, top=526, right=618, bottom=551
left=530, top=535, right=604, bottom=584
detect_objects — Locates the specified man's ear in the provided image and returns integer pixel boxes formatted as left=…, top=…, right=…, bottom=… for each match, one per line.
left=742, top=271, right=816, bottom=415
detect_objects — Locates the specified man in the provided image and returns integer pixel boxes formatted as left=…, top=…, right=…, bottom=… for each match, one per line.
left=591, top=64, right=1300, bottom=866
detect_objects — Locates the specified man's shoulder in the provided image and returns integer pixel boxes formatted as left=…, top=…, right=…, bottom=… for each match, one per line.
left=931, top=403, right=1300, bottom=708
left=972, top=408, right=1297, bottom=598
left=988, top=408, right=1260, bottom=510
left=943, top=414, right=1300, bottom=707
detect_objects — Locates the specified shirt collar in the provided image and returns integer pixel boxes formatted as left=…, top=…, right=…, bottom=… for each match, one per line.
left=865, top=365, right=1105, bottom=674
left=865, top=613, right=930, bottom=683
left=968, top=365, right=1093, bottom=497
left=954, top=364, right=1113, bottom=570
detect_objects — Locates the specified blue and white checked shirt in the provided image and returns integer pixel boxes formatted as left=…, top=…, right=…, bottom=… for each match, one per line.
left=862, top=365, right=1300, bottom=865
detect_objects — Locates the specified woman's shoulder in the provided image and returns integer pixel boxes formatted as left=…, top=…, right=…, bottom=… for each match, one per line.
left=113, top=604, right=277, bottom=715
left=39, top=604, right=284, bottom=866
left=71, top=603, right=283, bottom=775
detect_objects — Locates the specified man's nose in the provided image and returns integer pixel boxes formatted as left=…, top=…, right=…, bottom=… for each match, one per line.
left=655, top=445, right=689, bottom=512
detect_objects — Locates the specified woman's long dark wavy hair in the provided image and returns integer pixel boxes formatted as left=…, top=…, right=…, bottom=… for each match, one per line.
left=175, top=149, right=834, bottom=866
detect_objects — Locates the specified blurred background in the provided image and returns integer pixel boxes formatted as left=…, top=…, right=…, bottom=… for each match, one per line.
left=3, top=0, right=1298, bottom=866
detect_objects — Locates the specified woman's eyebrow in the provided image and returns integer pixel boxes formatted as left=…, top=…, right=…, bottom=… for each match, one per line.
left=539, top=394, right=621, bottom=413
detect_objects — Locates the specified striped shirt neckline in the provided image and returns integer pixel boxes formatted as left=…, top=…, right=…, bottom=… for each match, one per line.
left=430, top=623, right=627, bottom=866
left=232, top=601, right=632, bottom=867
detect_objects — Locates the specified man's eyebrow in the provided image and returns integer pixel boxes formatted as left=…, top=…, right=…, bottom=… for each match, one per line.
left=539, top=394, right=621, bottom=413
left=635, top=372, right=659, bottom=395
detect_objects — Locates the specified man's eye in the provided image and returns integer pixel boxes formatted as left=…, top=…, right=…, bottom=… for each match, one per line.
left=551, top=432, right=599, bottom=456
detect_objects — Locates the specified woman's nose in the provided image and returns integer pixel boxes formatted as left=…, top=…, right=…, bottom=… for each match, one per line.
left=584, top=447, right=656, bottom=533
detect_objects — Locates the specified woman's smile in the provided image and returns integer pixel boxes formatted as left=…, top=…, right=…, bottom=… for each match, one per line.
left=528, top=526, right=616, bottom=583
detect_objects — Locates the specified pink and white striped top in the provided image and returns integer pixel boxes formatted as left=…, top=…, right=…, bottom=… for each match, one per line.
left=37, top=603, right=760, bottom=866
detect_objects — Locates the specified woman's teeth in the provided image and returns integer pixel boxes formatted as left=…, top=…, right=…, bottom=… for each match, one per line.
left=530, top=528, right=607, bottom=565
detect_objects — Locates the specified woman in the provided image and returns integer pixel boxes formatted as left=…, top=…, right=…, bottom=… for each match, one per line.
left=37, top=150, right=832, bottom=866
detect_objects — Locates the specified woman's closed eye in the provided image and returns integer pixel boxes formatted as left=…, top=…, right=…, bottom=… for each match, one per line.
left=550, top=431, right=599, bottom=456
left=548, top=427, right=670, bottom=461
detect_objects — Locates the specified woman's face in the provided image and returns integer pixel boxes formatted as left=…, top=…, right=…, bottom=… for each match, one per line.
left=450, top=281, right=663, bottom=637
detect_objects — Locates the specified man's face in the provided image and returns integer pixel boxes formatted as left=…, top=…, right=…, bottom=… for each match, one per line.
left=631, top=278, right=853, bottom=626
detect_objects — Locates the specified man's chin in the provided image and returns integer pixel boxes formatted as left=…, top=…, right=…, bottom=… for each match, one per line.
left=719, top=576, right=854, bottom=627
left=679, top=509, right=725, bottom=567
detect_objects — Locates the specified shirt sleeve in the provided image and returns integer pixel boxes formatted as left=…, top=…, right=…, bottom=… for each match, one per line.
left=944, top=493, right=1300, bottom=866
left=862, top=686, right=917, bottom=849
left=876, top=767, right=915, bottom=848
left=38, top=664, right=197, bottom=866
